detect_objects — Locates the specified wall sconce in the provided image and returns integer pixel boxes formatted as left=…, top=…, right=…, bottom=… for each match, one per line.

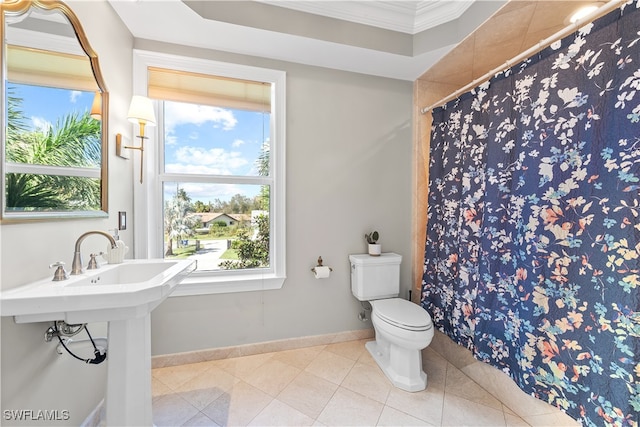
left=125, top=95, right=156, bottom=183
left=90, top=91, right=102, bottom=120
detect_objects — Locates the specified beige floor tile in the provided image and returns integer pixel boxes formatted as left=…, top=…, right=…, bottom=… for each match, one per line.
left=153, top=361, right=212, bottom=390
left=505, top=412, right=531, bottom=427
left=341, top=361, right=392, bottom=403
left=445, top=364, right=503, bottom=411
left=305, top=350, right=356, bottom=384
left=241, top=359, right=301, bottom=397
left=216, top=352, right=274, bottom=378
left=422, top=347, right=448, bottom=377
left=386, top=384, right=445, bottom=425
left=277, top=371, right=339, bottom=419
left=503, top=404, right=516, bottom=415
left=377, top=406, right=435, bottom=426
left=202, top=380, right=273, bottom=426
left=175, top=366, right=239, bottom=410
left=152, top=393, right=200, bottom=427
left=152, top=376, right=173, bottom=399
left=357, top=345, right=379, bottom=367
left=524, top=411, right=580, bottom=427
left=325, top=339, right=368, bottom=360
left=271, top=345, right=326, bottom=369
left=461, top=361, right=553, bottom=418
left=248, top=399, right=315, bottom=426
left=422, top=350, right=448, bottom=393
left=317, top=387, right=384, bottom=426
left=441, top=393, right=507, bottom=426
left=430, top=331, right=478, bottom=370
left=151, top=338, right=575, bottom=427
left=182, top=412, right=222, bottom=426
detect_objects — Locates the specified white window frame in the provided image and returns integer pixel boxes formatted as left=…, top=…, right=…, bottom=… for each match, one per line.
left=132, top=50, right=286, bottom=295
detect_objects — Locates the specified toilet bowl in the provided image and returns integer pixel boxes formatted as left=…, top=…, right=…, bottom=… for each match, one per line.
left=349, top=253, right=434, bottom=392
left=366, top=297, right=434, bottom=392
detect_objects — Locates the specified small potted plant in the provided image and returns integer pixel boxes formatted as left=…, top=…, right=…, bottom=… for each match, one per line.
left=365, top=231, right=381, bottom=256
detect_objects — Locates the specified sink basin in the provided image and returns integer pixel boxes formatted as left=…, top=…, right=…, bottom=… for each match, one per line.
left=0, top=258, right=196, bottom=324
left=0, top=257, right=196, bottom=426
left=67, top=260, right=184, bottom=287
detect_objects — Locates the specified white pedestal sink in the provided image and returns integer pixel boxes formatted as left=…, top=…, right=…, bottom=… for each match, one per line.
left=0, top=258, right=196, bottom=426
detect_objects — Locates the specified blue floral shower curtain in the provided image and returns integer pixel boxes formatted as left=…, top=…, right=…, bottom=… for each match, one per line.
left=421, top=3, right=639, bottom=426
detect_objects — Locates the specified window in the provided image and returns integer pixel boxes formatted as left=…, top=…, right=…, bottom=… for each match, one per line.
left=132, top=50, right=286, bottom=295
left=5, top=82, right=102, bottom=214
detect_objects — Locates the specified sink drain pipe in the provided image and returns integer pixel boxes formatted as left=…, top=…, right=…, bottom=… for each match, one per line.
left=46, top=321, right=107, bottom=365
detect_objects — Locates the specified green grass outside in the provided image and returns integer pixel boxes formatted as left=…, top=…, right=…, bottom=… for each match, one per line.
left=220, top=249, right=239, bottom=260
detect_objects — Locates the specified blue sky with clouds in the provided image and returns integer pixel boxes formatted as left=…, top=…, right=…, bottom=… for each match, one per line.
left=164, top=101, right=268, bottom=176
left=162, top=100, right=270, bottom=204
left=11, top=83, right=93, bottom=133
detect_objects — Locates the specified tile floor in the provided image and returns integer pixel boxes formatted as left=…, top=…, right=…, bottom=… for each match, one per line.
left=152, top=338, right=538, bottom=426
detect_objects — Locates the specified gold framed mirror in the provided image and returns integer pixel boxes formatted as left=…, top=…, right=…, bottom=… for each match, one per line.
left=1, top=0, right=108, bottom=220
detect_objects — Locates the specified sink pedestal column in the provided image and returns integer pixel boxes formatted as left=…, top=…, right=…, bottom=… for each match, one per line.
left=105, top=314, right=152, bottom=426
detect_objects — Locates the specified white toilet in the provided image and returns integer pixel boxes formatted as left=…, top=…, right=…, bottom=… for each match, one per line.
left=350, top=253, right=434, bottom=392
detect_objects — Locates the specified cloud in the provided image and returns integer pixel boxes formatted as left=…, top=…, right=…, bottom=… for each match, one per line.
left=166, top=146, right=249, bottom=175
left=165, top=134, right=178, bottom=146
left=232, top=139, right=245, bottom=148
left=31, top=116, right=52, bottom=133
left=70, top=91, right=82, bottom=103
left=165, top=102, right=237, bottom=133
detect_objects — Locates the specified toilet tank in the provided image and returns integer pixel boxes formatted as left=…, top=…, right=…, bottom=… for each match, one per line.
left=349, top=253, right=402, bottom=301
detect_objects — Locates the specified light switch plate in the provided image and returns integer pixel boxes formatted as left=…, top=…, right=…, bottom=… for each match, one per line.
left=118, top=211, right=127, bottom=230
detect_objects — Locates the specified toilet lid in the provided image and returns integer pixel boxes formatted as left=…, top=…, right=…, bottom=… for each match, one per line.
left=372, top=299, right=433, bottom=331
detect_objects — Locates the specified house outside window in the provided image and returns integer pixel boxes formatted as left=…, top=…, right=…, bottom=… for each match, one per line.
left=132, top=50, right=286, bottom=295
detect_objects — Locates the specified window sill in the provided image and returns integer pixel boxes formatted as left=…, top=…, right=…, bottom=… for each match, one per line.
left=170, top=272, right=286, bottom=296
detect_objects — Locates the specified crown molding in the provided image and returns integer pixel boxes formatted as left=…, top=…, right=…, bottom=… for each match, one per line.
left=414, top=1, right=475, bottom=33
left=256, top=1, right=475, bottom=34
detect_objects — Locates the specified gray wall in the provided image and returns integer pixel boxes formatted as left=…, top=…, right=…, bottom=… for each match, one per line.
left=0, top=2, right=134, bottom=425
left=138, top=40, right=415, bottom=355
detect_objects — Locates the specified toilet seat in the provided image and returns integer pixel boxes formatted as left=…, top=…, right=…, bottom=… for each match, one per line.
left=372, top=298, right=433, bottom=331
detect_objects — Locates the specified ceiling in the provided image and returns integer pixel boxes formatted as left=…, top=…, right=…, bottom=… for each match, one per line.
left=108, top=1, right=600, bottom=82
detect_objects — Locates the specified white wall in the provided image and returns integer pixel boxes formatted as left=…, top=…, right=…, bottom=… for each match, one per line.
left=135, top=41, right=414, bottom=355
left=0, top=2, right=133, bottom=425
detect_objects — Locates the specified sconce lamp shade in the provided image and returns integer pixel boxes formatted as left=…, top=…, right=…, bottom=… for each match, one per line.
left=90, top=91, right=102, bottom=120
left=127, top=95, right=156, bottom=126
left=126, top=95, right=156, bottom=184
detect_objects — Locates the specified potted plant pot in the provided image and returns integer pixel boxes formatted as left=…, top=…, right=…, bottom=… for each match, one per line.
left=368, top=243, right=382, bottom=256
left=365, top=231, right=381, bottom=256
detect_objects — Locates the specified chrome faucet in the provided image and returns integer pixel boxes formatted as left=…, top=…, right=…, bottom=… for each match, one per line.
left=71, top=231, right=117, bottom=275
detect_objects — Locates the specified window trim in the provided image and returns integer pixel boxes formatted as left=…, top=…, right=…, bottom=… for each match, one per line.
left=132, top=50, right=286, bottom=295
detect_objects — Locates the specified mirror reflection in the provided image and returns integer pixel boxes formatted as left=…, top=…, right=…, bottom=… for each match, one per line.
left=2, top=0, right=108, bottom=219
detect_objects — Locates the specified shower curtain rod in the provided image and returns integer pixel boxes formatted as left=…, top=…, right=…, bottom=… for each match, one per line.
left=419, top=0, right=625, bottom=115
